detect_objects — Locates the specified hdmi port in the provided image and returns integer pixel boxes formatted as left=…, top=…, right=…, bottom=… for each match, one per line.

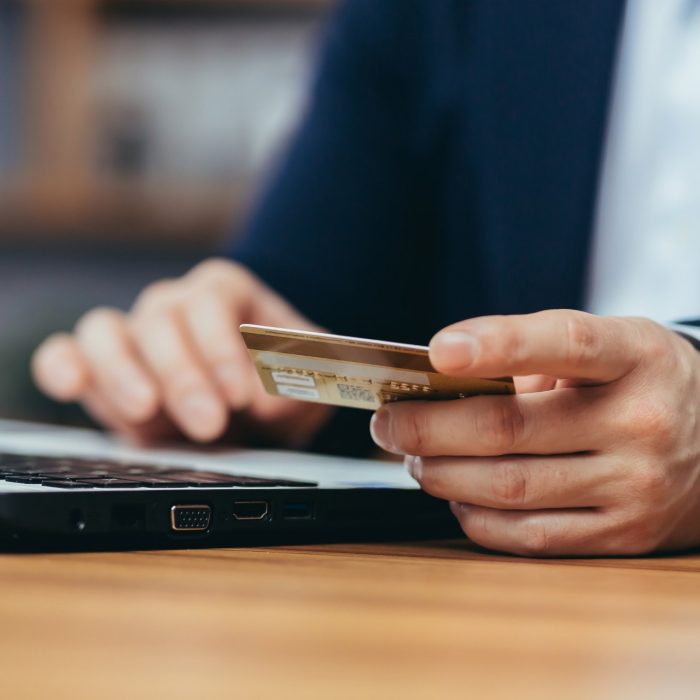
left=232, top=501, right=269, bottom=521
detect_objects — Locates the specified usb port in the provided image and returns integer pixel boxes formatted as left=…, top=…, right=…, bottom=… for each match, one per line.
left=281, top=502, right=314, bottom=520
left=232, top=501, right=269, bottom=521
left=170, top=504, right=211, bottom=532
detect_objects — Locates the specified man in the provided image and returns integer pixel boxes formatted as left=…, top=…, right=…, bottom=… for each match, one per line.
left=32, top=1, right=700, bottom=555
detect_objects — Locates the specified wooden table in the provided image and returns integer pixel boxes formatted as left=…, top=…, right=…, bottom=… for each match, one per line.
left=2, top=540, right=700, bottom=699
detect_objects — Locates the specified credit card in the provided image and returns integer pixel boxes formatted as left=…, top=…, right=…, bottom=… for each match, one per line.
left=240, top=324, right=514, bottom=411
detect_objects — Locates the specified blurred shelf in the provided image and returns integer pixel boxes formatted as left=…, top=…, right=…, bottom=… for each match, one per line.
left=27, top=0, right=331, bottom=8
left=0, top=175, right=252, bottom=247
left=1, top=0, right=331, bottom=247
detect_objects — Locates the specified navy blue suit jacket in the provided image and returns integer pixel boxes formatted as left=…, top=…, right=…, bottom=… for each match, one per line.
left=230, top=0, right=626, bottom=454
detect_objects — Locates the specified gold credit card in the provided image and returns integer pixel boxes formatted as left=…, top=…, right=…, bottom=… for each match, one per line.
left=240, top=324, right=514, bottom=410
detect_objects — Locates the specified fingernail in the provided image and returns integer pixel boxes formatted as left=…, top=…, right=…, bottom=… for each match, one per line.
left=215, top=363, right=248, bottom=407
left=180, top=391, right=224, bottom=435
left=405, top=455, right=422, bottom=480
left=449, top=501, right=467, bottom=517
left=370, top=409, right=394, bottom=451
left=430, top=331, right=480, bottom=368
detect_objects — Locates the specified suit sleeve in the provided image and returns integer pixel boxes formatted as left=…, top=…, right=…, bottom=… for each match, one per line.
left=229, top=0, right=434, bottom=345
left=227, top=1, right=435, bottom=456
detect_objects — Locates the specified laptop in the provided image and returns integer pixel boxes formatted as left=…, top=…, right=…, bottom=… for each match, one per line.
left=0, top=420, right=457, bottom=551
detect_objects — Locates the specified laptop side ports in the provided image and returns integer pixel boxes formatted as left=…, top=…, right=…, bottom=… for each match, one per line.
left=170, top=504, right=212, bottom=532
left=232, top=501, right=269, bottom=521
left=281, top=501, right=314, bottom=520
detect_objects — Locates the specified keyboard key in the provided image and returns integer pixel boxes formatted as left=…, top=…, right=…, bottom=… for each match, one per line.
left=76, top=479, right=145, bottom=488
left=40, top=481, right=97, bottom=489
left=4, top=476, right=45, bottom=484
left=132, top=475, right=196, bottom=487
left=0, top=452, right=319, bottom=489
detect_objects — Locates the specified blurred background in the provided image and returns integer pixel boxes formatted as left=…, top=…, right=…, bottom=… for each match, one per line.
left=0, top=0, right=332, bottom=426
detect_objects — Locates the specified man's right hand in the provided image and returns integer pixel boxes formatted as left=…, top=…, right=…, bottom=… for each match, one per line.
left=32, top=259, right=332, bottom=445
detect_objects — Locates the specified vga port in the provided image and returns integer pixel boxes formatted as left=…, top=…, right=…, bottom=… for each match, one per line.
left=170, top=504, right=211, bottom=532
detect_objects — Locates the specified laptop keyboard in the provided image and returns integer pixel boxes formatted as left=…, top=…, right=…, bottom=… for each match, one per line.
left=0, top=453, right=318, bottom=489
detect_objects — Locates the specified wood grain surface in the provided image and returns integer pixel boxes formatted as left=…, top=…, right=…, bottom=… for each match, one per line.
left=1, top=540, right=700, bottom=699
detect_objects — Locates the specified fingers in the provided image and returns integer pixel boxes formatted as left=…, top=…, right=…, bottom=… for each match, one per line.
left=33, top=313, right=159, bottom=425
left=370, top=387, right=607, bottom=457
left=130, top=310, right=228, bottom=442
left=33, top=259, right=325, bottom=445
left=407, top=454, right=615, bottom=509
left=32, top=333, right=90, bottom=401
left=81, top=388, right=178, bottom=443
left=176, top=259, right=318, bottom=409
left=185, top=258, right=317, bottom=331
left=33, top=315, right=170, bottom=441
left=449, top=503, right=624, bottom=557
left=430, top=310, right=645, bottom=383
left=74, top=308, right=159, bottom=422
left=182, top=290, right=254, bottom=410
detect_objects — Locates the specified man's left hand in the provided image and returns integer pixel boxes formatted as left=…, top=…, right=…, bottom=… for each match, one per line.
left=370, top=310, right=700, bottom=556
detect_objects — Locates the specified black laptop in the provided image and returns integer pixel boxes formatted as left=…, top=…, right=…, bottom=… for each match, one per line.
left=0, top=420, right=456, bottom=550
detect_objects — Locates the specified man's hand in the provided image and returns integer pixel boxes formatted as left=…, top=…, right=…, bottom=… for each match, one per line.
left=32, top=259, right=331, bottom=445
left=370, top=310, right=700, bottom=556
